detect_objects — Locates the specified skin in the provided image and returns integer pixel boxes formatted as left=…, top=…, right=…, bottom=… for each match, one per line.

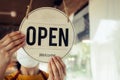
left=20, top=56, right=66, bottom=80
left=48, top=56, right=66, bottom=80
left=0, top=31, right=25, bottom=79
left=0, top=31, right=66, bottom=80
left=20, top=65, right=40, bottom=75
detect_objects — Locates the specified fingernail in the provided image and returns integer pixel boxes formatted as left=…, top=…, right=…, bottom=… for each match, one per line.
left=53, top=56, right=57, bottom=60
left=56, top=56, right=60, bottom=59
left=52, top=56, right=55, bottom=59
left=50, top=57, right=53, bottom=61
left=21, top=34, right=25, bottom=36
left=51, top=57, right=54, bottom=60
left=17, top=31, right=21, bottom=33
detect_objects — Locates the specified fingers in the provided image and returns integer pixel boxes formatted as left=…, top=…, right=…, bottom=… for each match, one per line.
left=56, top=57, right=66, bottom=75
left=52, top=57, right=64, bottom=80
left=0, top=31, right=25, bottom=67
left=0, top=31, right=21, bottom=43
left=0, top=31, right=25, bottom=55
left=9, top=41, right=25, bottom=55
left=51, top=58, right=60, bottom=80
left=1, top=31, right=25, bottom=47
left=48, top=62, right=54, bottom=80
left=48, top=56, right=66, bottom=80
left=5, top=37, right=25, bottom=51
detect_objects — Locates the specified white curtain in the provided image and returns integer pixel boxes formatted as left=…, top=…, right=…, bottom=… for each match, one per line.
left=90, top=0, right=120, bottom=80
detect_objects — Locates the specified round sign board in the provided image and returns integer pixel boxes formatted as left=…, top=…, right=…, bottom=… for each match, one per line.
left=19, top=7, right=74, bottom=62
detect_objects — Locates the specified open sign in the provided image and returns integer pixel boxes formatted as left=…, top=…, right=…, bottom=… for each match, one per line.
left=19, top=7, right=74, bottom=62
left=26, top=26, right=69, bottom=46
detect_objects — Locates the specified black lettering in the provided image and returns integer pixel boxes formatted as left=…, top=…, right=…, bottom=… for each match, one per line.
left=38, top=27, right=47, bottom=45
left=49, top=28, right=57, bottom=46
left=26, top=26, right=36, bottom=45
left=59, top=28, right=69, bottom=46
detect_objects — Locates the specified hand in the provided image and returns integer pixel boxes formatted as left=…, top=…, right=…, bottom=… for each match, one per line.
left=48, top=56, right=66, bottom=80
left=0, top=31, right=25, bottom=65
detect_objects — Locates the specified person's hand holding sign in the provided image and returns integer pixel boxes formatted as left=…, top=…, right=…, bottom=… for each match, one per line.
left=48, top=56, right=66, bottom=80
left=0, top=31, right=25, bottom=79
left=0, top=7, right=73, bottom=80
left=0, top=31, right=25, bottom=64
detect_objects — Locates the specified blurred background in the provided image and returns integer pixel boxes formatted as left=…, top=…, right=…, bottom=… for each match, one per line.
left=2, top=0, right=120, bottom=80
left=0, top=0, right=90, bottom=80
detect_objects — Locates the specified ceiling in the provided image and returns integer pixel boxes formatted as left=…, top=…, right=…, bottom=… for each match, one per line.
left=0, top=0, right=88, bottom=25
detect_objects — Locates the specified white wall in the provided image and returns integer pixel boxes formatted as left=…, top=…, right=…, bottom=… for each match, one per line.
left=90, top=0, right=120, bottom=38
left=90, top=0, right=120, bottom=80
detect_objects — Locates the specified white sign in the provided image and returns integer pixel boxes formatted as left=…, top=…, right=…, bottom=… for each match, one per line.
left=19, top=7, right=74, bottom=62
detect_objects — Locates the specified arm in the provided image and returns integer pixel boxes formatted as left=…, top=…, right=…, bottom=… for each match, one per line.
left=48, top=56, right=66, bottom=80
left=0, top=31, right=25, bottom=79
